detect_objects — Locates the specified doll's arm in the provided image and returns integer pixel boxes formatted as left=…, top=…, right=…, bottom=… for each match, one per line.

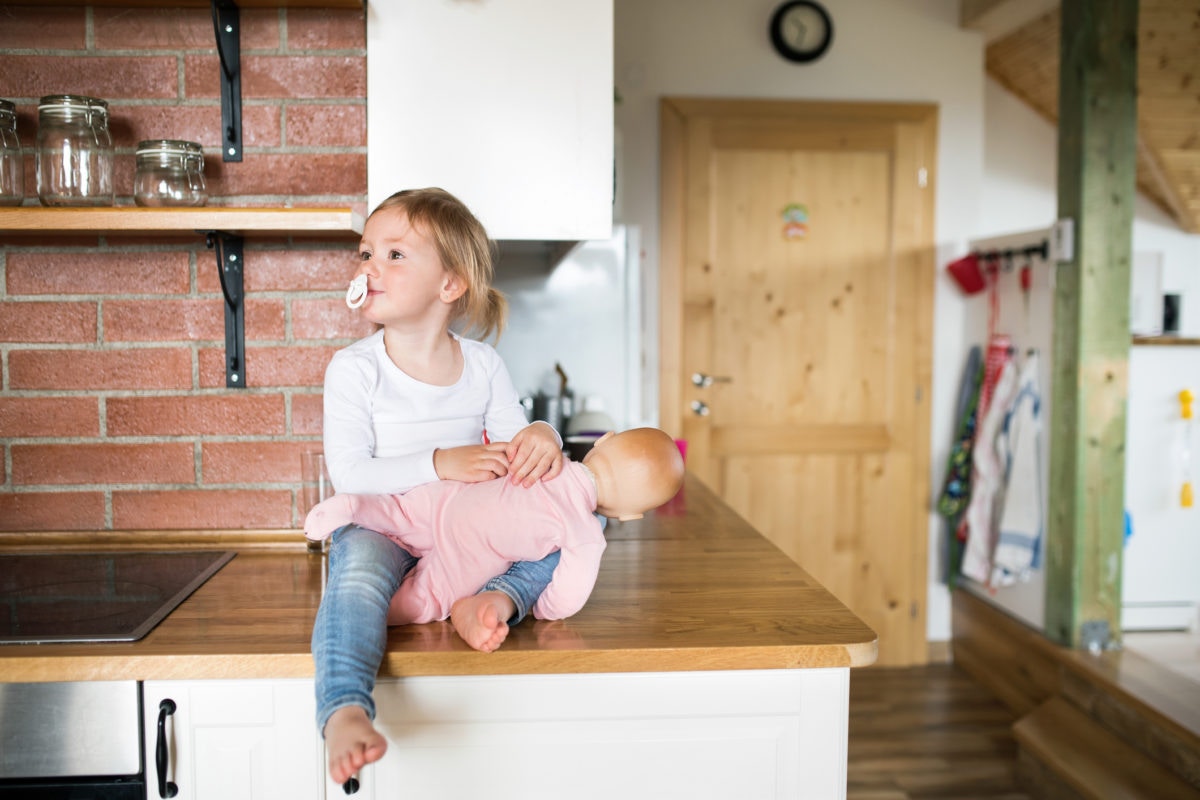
left=530, top=534, right=606, bottom=620
left=303, top=491, right=435, bottom=557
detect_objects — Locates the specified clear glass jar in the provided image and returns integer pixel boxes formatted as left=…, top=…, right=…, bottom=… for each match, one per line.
left=183, top=141, right=207, bottom=205
left=0, top=99, right=24, bottom=206
left=36, top=94, right=114, bottom=206
left=134, top=139, right=207, bottom=207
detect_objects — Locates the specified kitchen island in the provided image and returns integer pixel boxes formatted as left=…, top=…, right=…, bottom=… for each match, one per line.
left=0, top=475, right=876, bottom=799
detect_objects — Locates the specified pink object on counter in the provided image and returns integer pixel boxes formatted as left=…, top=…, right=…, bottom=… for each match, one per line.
left=304, top=461, right=604, bottom=623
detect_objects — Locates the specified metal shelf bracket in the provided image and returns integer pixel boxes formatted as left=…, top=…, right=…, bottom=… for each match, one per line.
left=211, top=0, right=243, bottom=162
left=206, top=232, right=246, bottom=388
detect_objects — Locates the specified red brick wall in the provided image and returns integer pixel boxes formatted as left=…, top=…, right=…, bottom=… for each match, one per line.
left=0, top=5, right=374, bottom=533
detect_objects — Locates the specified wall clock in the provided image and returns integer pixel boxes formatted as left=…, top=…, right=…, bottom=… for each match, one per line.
left=769, top=0, right=834, bottom=64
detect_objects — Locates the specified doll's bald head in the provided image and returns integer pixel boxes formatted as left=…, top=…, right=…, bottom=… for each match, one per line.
left=581, top=427, right=685, bottom=521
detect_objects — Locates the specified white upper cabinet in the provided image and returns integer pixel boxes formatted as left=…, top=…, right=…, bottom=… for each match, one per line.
left=366, top=1, right=614, bottom=241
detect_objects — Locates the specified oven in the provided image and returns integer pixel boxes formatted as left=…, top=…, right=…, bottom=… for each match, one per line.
left=0, top=550, right=236, bottom=798
left=0, top=680, right=146, bottom=799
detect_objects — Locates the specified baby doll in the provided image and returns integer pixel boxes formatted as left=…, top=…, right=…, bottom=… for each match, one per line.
left=304, top=427, right=685, bottom=625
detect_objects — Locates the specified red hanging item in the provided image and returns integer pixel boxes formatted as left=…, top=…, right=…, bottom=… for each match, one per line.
left=946, top=252, right=986, bottom=295
left=979, top=333, right=1013, bottom=422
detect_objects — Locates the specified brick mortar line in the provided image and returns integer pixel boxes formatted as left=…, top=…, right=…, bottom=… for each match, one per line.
left=0, top=389, right=321, bottom=397
left=1, top=244, right=361, bottom=254
left=6, top=483, right=308, bottom=491
left=109, top=146, right=367, bottom=154
left=3, top=293, right=349, bottom=299
left=7, top=435, right=317, bottom=444
left=0, top=48, right=366, bottom=57
left=0, top=342, right=356, bottom=350
left=0, top=99, right=366, bottom=107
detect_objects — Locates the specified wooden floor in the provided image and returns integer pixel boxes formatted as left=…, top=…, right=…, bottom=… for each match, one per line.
left=848, top=663, right=1032, bottom=800
left=1124, top=628, right=1200, bottom=686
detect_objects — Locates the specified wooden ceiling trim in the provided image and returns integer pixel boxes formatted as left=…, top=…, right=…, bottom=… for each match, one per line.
left=983, top=0, right=1200, bottom=232
left=961, top=0, right=1060, bottom=42
left=1138, top=139, right=1196, bottom=232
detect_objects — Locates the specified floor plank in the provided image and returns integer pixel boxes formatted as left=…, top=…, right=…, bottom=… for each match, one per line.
left=1124, top=629, right=1200, bottom=686
left=848, top=663, right=1032, bottom=800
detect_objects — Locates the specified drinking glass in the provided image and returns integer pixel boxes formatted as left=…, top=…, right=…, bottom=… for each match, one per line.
left=300, top=451, right=332, bottom=552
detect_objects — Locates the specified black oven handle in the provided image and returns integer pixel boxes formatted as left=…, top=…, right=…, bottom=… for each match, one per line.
left=156, top=698, right=180, bottom=798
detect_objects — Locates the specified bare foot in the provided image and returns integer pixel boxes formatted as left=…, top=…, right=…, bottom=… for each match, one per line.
left=324, top=705, right=387, bottom=785
left=450, top=590, right=514, bottom=652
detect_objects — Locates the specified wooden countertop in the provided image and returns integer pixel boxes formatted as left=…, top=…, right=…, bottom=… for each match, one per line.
left=0, top=475, right=877, bottom=683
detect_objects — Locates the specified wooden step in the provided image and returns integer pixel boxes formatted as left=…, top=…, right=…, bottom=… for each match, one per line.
left=954, top=587, right=1200, bottom=789
left=1013, top=696, right=1200, bottom=800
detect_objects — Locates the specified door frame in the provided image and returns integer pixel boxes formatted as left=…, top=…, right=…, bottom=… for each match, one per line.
left=657, top=97, right=939, bottom=663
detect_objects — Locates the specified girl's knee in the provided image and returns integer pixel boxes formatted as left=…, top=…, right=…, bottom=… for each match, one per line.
left=331, top=526, right=415, bottom=579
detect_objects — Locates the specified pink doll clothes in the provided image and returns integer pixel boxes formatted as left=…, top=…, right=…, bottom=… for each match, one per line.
left=304, top=460, right=604, bottom=624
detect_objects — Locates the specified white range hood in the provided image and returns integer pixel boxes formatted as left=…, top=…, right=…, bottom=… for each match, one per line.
left=366, top=0, right=614, bottom=244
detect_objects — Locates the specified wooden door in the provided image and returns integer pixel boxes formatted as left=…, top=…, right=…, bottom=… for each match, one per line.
left=659, top=99, right=937, bottom=666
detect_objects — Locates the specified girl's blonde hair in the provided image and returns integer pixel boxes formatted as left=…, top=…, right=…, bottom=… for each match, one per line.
left=371, top=187, right=507, bottom=341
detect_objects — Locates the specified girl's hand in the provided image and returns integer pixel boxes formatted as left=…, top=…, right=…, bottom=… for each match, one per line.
left=505, top=422, right=564, bottom=488
left=433, top=443, right=510, bottom=483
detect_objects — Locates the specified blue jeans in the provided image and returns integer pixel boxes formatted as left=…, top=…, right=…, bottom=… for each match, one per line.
left=311, top=524, right=560, bottom=733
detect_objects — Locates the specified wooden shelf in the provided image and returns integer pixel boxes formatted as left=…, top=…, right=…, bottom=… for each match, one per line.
left=1133, top=335, right=1200, bottom=347
left=0, top=206, right=364, bottom=238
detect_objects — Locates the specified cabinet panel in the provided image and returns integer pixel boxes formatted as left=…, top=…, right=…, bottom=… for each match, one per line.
left=143, top=679, right=322, bottom=800
left=1122, top=345, right=1200, bottom=630
left=366, top=0, right=614, bottom=241
left=337, top=669, right=850, bottom=800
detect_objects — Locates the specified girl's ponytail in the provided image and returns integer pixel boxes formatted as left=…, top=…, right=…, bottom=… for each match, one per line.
left=475, top=287, right=508, bottom=343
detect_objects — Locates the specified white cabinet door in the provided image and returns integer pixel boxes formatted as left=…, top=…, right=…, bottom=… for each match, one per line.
left=366, top=0, right=614, bottom=242
left=143, top=679, right=322, bottom=800
left=333, top=669, right=850, bottom=800
left=1122, top=345, right=1200, bottom=630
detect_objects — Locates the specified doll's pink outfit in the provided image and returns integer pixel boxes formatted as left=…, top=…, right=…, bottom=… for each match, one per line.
left=305, top=461, right=604, bottom=623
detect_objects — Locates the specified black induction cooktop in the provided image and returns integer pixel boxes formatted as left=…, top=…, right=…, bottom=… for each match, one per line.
left=0, top=550, right=236, bottom=645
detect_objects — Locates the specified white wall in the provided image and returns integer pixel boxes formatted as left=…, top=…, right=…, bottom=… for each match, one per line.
left=614, top=0, right=983, bottom=642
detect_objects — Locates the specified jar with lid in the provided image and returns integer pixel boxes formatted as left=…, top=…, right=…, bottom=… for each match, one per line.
left=0, top=99, right=23, bottom=206
left=134, top=139, right=207, bottom=207
left=36, top=94, right=114, bottom=206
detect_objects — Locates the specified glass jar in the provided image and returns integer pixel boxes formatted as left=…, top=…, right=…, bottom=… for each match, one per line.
left=36, top=94, right=114, bottom=206
left=0, top=99, right=23, bottom=206
left=134, top=139, right=207, bottom=207
left=183, top=141, right=207, bottom=206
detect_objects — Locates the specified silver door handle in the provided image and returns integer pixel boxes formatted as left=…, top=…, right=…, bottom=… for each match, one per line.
left=692, top=372, right=732, bottom=388
left=690, top=400, right=710, bottom=416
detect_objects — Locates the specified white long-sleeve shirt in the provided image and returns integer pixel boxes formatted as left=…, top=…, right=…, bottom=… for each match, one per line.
left=322, top=330, right=536, bottom=495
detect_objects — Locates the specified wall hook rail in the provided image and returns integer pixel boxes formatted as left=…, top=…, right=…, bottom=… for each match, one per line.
left=211, top=0, right=243, bottom=162
left=206, top=231, right=246, bottom=388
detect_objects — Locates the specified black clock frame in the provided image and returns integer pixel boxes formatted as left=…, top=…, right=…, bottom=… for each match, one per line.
left=769, top=0, right=834, bottom=64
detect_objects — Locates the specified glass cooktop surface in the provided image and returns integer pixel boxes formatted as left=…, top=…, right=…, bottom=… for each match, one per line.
left=0, top=550, right=236, bottom=645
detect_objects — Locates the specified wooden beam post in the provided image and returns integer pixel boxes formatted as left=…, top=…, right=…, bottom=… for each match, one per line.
left=1046, top=0, right=1138, bottom=650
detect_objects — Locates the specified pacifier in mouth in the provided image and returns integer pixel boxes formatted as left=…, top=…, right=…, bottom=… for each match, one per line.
left=346, top=274, right=368, bottom=309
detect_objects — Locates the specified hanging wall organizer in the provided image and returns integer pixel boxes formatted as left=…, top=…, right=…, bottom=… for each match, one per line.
left=946, top=219, right=1075, bottom=295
